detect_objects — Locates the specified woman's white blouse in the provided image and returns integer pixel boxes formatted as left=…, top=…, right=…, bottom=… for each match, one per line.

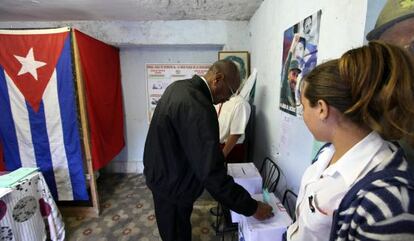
left=287, top=131, right=394, bottom=241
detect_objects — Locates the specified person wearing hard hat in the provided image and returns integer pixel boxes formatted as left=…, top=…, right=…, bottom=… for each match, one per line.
left=367, top=0, right=414, bottom=166
left=288, top=59, right=301, bottom=103
left=366, top=0, right=414, bottom=53
left=280, top=34, right=304, bottom=116
left=280, top=59, right=301, bottom=110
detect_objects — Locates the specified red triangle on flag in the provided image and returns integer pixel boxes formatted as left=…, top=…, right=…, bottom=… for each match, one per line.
left=0, top=31, right=69, bottom=112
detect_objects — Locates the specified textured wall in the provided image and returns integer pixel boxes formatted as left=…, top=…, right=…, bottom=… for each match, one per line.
left=248, top=0, right=368, bottom=195
left=0, top=20, right=249, bottom=50
left=0, top=0, right=262, bottom=21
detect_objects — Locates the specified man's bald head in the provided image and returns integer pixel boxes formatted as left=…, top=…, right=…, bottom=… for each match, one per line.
left=204, top=60, right=241, bottom=104
left=209, top=60, right=241, bottom=92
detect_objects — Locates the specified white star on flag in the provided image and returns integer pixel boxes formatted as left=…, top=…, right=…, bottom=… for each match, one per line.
left=14, top=48, right=46, bottom=81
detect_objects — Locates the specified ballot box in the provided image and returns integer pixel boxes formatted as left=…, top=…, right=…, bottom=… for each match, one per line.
left=228, top=162, right=262, bottom=223
left=227, top=163, right=262, bottom=194
left=238, top=193, right=292, bottom=241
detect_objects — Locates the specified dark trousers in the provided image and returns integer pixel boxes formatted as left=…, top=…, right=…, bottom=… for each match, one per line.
left=152, top=191, right=194, bottom=241
left=219, top=143, right=247, bottom=163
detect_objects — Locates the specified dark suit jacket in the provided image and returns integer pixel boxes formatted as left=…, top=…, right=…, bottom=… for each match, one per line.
left=144, top=75, right=257, bottom=216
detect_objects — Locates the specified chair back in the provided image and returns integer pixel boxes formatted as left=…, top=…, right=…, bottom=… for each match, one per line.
left=282, top=189, right=298, bottom=220
left=259, top=157, right=280, bottom=193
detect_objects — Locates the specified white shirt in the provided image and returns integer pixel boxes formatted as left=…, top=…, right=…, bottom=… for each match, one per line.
left=287, top=131, right=394, bottom=241
left=217, top=95, right=251, bottom=144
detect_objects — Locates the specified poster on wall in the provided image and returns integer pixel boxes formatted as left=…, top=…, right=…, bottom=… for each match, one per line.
left=277, top=10, right=324, bottom=168
left=146, top=63, right=210, bottom=121
left=279, top=10, right=322, bottom=116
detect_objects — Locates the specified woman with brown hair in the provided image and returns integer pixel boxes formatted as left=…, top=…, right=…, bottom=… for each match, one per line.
left=286, top=41, right=414, bottom=241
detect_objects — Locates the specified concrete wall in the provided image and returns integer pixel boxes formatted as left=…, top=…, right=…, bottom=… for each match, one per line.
left=0, top=20, right=249, bottom=49
left=248, top=0, right=369, bottom=195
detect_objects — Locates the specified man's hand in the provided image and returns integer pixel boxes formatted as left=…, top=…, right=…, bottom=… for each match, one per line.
left=253, top=201, right=274, bottom=220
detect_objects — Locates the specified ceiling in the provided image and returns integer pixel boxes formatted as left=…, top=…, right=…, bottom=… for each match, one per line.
left=0, top=0, right=263, bottom=22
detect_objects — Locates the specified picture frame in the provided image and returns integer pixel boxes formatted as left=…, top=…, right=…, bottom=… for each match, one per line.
left=218, top=51, right=250, bottom=81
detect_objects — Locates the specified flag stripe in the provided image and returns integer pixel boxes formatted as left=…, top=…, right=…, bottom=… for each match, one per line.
left=4, top=71, right=36, bottom=168
left=26, top=101, right=59, bottom=199
left=55, top=36, right=88, bottom=200
left=43, top=69, right=74, bottom=200
left=0, top=68, right=22, bottom=170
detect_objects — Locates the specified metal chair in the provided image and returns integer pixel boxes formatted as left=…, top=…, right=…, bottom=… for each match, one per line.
left=259, top=157, right=281, bottom=193
left=282, top=189, right=298, bottom=220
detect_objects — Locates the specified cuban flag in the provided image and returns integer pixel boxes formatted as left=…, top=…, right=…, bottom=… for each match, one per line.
left=0, top=28, right=88, bottom=201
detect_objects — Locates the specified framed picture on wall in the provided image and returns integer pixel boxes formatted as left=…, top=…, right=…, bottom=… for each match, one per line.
left=218, top=51, right=250, bottom=81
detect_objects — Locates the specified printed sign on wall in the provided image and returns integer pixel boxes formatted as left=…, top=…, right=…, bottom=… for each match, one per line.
left=146, top=63, right=210, bottom=121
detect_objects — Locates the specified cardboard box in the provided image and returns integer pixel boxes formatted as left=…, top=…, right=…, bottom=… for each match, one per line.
left=228, top=163, right=263, bottom=223
left=238, top=193, right=292, bottom=241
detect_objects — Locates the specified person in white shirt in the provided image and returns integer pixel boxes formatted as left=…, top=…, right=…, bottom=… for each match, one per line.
left=217, top=68, right=257, bottom=163
left=217, top=94, right=251, bottom=163
left=286, top=41, right=414, bottom=241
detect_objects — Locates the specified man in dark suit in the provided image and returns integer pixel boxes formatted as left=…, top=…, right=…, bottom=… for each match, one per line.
left=144, top=60, right=273, bottom=241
